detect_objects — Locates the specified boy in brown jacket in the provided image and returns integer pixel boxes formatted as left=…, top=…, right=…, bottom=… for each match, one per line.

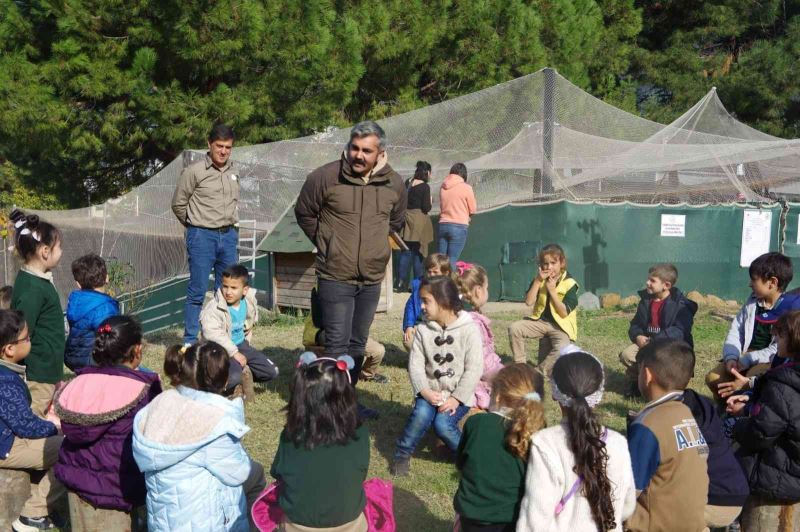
left=626, top=339, right=709, bottom=531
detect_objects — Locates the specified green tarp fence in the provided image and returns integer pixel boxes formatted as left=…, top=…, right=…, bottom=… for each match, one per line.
left=454, top=201, right=783, bottom=303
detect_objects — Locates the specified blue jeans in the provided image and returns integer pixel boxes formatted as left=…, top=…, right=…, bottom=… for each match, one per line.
left=184, top=225, right=239, bottom=344
left=397, top=242, right=423, bottom=288
left=394, top=396, right=469, bottom=459
left=438, top=223, right=469, bottom=268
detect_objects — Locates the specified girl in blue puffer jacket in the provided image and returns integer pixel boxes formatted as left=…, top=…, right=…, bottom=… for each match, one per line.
left=132, top=341, right=266, bottom=532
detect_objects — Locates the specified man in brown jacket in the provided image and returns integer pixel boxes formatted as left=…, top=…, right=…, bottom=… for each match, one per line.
left=171, top=123, right=239, bottom=345
left=295, top=121, right=406, bottom=418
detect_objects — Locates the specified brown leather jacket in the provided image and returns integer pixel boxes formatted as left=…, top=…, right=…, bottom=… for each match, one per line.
left=295, top=153, right=407, bottom=284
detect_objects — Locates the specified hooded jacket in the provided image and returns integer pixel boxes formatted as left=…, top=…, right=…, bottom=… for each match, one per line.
left=408, top=310, right=483, bottom=406
left=133, top=387, right=252, bottom=532
left=723, top=293, right=800, bottom=368
left=54, top=366, right=162, bottom=511
left=682, top=389, right=749, bottom=506
left=733, top=361, right=800, bottom=501
left=294, top=153, right=407, bottom=284
left=628, top=287, right=697, bottom=347
left=64, top=289, right=120, bottom=370
left=199, top=287, right=258, bottom=356
left=439, top=174, right=477, bottom=225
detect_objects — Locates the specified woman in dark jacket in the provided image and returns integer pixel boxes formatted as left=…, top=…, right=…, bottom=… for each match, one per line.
left=729, top=310, right=800, bottom=530
left=397, top=161, right=433, bottom=292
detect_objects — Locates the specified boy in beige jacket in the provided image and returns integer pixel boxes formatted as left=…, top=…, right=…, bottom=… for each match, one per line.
left=200, top=265, right=278, bottom=394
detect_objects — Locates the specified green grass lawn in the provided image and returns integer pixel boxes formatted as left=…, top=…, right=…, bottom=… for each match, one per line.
left=140, top=296, right=729, bottom=532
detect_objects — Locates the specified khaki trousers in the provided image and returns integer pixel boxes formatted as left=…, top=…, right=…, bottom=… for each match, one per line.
left=705, top=504, right=742, bottom=528
left=280, top=512, right=368, bottom=532
left=619, top=343, right=641, bottom=382
left=27, top=381, right=55, bottom=418
left=67, top=492, right=145, bottom=532
left=741, top=495, right=800, bottom=531
left=508, top=318, right=570, bottom=375
left=359, top=338, right=386, bottom=380
left=705, top=362, right=770, bottom=402
left=1, top=435, right=64, bottom=518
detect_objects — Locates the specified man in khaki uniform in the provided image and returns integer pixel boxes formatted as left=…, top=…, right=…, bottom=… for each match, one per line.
left=172, top=123, right=240, bottom=345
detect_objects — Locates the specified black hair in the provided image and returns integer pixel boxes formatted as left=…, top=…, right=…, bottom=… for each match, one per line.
left=551, top=352, right=615, bottom=531
left=72, top=253, right=108, bottom=289
left=749, top=252, right=793, bottom=291
left=413, top=161, right=431, bottom=183
left=0, top=286, right=12, bottom=310
left=420, top=275, right=463, bottom=313
left=9, top=209, right=62, bottom=263
left=208, top=123, right=235, bottom=142
left=222, top=264, right=250, bottom=285
left=164, top=341, right=229, bottom=395
left=774, top=310, right=800, bottom=359
left=286, top=359, right=359, bottom=449
left=93, top=315, right=143, bottom=366
left=0, top=309, right=26, bottom=353
left=449, top=162, right=468, bottom=182
left=636, top=339, right=695, bottom=390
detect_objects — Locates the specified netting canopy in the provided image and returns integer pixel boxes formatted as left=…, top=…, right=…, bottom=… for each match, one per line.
left=4, top=68, right=800, bottom=299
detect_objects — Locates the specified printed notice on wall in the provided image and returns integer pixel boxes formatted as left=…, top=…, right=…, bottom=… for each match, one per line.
left=660, top=214, right=686, bottom=237
left=797, top=214, right=800, bottom=245
left=740, top=210, right=772, bottom=267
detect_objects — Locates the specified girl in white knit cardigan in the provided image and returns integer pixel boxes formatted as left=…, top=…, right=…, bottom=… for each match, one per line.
left=517, top=349, right=636, bottom=532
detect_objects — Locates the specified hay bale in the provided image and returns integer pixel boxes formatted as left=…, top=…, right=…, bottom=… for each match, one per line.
left=0, top=469, right=30, bottom=528
left=577, top=292, right=600, bottom=310
left=620, top=295, right=639, bottom=307
left=724, top=299, right=739, bottom=308
left=706, top=294, right=725, bottom=307
left=686, top=291, right=707, bottom=305
left=601, top=293, right=621, bottom=308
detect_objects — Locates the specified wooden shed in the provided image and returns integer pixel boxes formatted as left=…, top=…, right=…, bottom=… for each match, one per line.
left=257, top=210, right=393, bottom=312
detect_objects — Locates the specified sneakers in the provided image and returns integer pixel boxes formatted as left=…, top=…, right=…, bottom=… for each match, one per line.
left=390, top=456, right=411, bottom=477
left=13, top=515, right=59, bottom=531
left=357, top=403, right=380, bottom=421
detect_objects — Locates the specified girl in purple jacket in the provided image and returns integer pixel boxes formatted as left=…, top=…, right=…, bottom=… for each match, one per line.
left=54, top=315, right=161, bottom=531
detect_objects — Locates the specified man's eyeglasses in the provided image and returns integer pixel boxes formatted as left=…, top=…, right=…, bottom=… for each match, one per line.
left=9, top=335, right=31, bottom=345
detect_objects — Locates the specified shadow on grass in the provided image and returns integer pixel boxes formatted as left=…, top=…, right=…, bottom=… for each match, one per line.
left=394, top=487, right=453, bottom=532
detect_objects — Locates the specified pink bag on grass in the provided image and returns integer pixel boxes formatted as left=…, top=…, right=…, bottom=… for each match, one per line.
left=252, top=478, right=396, bottom=532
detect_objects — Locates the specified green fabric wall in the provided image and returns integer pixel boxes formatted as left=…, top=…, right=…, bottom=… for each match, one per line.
left=458, top=201, right=781, bottom=303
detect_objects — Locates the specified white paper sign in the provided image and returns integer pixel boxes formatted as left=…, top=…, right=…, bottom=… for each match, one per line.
left=796, top=214, right=800, bottom=245
left=660, top=214, right=686, bottom=237
left=740, top=210, right=772, bottom=267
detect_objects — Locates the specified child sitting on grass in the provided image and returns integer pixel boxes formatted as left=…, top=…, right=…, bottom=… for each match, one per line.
left=517, top=348, right=636, bottom=531
left=133, top=341, right=265, bottom=532
left=0, top=310, right=65, bottom=532
left=391, top=275, right=483, bottom=476
left=200, top=264, right=278, bottom=397
left=727, top=310, right=800, bottom=530
left=271, top=352, right=370, bottom=530
left=627, top=339, right=709, bottom=532
left=454, top=363, right=545, bottom=531
left=64, top=253, right=120, bottom=370
left=454, top=262, right=504, bottom=409
left=508, top=243, right=578, bottom=376
left=403, top=252, right=451, bottom=350
left=707, top=252, right=800, bottom=401
left=619, top=263, right=696, bottom=398
left=54, top=315, right=162, bottom=531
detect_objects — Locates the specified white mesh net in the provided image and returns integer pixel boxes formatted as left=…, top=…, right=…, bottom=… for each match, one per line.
left=4, top=68, right=800, bottom=299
